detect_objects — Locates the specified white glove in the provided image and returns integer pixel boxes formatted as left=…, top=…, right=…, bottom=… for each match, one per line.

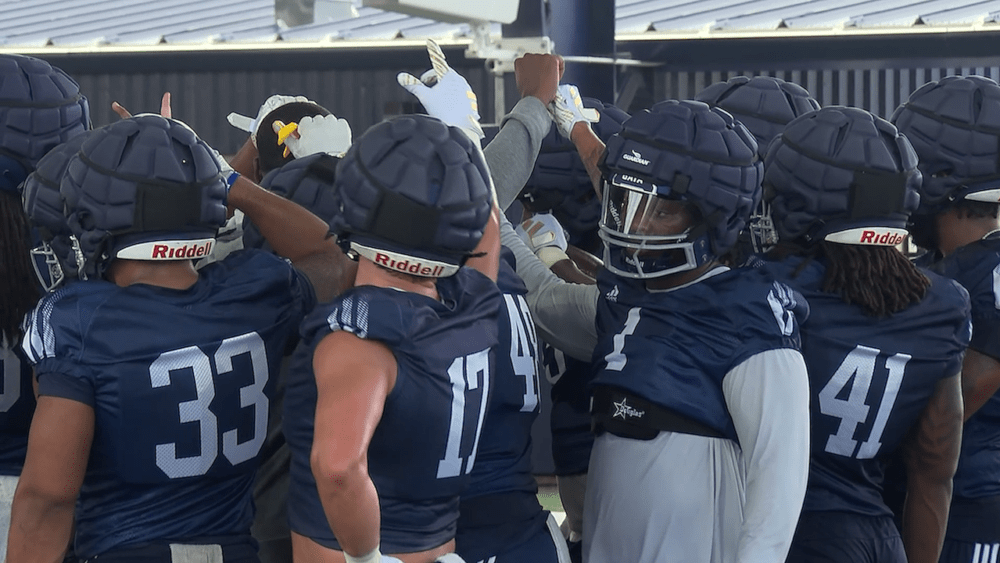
left=548, top=84, right=600, bottom=139
left=273, top=114, right=352, bottom=158
left=435, top=555, right=467, bottom=563
left=516, top=212, right=571, bottom=267
left=227, top=94, right=312, bottom=146
left=397, top=39, right=484, bottom=143
left=516, top=213, right=569, bottom=252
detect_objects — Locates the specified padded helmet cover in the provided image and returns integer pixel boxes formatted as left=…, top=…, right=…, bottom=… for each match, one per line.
left=695, top=75, right=820, bottom=157
left=245, top=152, right=340, bottom=250
left=0, top=54, right=90, bottom=193
left=61, top=115, right=228, bottom=276
left=331, top=114, right=493, bottom=272
left=891, top=75, right=1000, bottom=213
left=765, top=106, right=921, bottom=243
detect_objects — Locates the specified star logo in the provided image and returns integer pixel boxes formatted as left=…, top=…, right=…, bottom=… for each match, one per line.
left=612, top=397, right=644, bottom=420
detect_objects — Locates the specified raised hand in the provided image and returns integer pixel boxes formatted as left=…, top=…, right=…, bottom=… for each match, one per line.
left=111, top=92, right=172, bottom=120
left=548, top=84, right=600, bottom=140
left=273, top=114, right=352, bottom=158
left=397, top=39, right=484, bottom=142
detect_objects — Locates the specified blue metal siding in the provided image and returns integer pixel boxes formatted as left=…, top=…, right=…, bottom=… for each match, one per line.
left=656, top=65, right=1000, bottom=119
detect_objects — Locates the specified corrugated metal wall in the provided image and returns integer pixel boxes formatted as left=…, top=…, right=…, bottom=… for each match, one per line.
left=40, top=39, right=1000, bottom=158
left=655, top=65, right=1000, bottom=119
left=56, top=51, right=497, bottom=155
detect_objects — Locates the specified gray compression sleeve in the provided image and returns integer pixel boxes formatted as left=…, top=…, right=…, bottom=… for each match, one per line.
left=483, top=96, right=553, bottom=211
left=500, top=214, right=599, bottom=362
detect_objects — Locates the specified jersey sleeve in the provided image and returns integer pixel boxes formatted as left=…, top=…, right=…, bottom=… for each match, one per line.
left=940, top=266, right=997, bottom=360
left=21, top=290, right=99, bottom=406
left=304, top=289, right=409, bottom=350
left=731, top=278, right=808, bottom=367
left=486, top=96, right=553, bottom=211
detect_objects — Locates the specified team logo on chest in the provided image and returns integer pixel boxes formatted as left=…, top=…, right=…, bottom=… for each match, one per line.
left=606, top=285, right=619, bottom=302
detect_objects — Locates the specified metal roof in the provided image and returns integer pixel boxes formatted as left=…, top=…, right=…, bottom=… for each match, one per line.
left=1, top=0, right=1000, bottom=50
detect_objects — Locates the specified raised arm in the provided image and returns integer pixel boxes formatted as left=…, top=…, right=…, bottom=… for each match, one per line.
left=500, top=215, right=599, bottom=362
left=900, top=372, right=963, bottom=563
left=483, top=54, right=560, bottom=211
left=227, top=176, right=355, bottom=302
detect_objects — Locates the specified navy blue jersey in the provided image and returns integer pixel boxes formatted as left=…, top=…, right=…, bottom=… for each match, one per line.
left=456, top=250, right=545, bottom=563
left=285, top=267, right=501, bottom=554
left=21, top=250, right=315, bottom=559
left=931, top=234, right=1000, bottom=500
left=592, top=267, right=807, bottom=442
left=0, top=341, right=35, bottom=475
left=761, top=256, right=971, bottom=516
left=463, top=250, right=541, bottom=498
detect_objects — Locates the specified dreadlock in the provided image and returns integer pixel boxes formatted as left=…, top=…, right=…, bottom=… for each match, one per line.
left=820, top=240, right=930, bottom=318
left=0, top=190, right=39, bottom=344
left=767, top=239, right=931, bottom=317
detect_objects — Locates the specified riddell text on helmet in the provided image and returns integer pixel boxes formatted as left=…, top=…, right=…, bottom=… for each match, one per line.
left=117, top=239, right=217, bottom=260
left=859, top=230, right=906, bottom=246
left=374, top=252, right=446, bottom=277
left=148, top=241, right=214, bottom=259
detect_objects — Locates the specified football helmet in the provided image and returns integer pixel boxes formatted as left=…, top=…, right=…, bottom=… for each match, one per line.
left=696, top=75, right=821, bottom=257
left=519, top=98, right=629, bottom=244
left=695, top=75, right=820, bottom=157
left=0, top=54, right=90, bottom=193
left=22, top=134, right=90, bottom=289
left=61, top=115, right=228, bottom=278
left=891, top=75, right=1000, bottom=213
left=598, top=99, right=762, bottom=279
left=244, top=152, right=340, bottom=250
left=765, top=106, right=920, bottom=245
left=331, top=114, right=493, bottom=277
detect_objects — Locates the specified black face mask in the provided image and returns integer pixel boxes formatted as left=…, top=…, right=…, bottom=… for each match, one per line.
left=907, top=213, right=939, bottom=254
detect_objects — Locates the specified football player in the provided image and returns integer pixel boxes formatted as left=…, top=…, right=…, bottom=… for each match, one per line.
left=427, top=51, right=572, bottom=563
left=892, top=75, right=1000, bottom=563
left=230, top=95, right=352, bottom=563
left=761, top=106, right=969, bottom=563
left=283, top=113, right=501, bottom=563
left=9, top=114, right=350, bottom=562
left=512, top=96, right=629, bottom=561
left=581, top=100, right=811, bottom=563
left=0, top=53, right=90, bottom=561
left=495, top=96, right=812, bottom=562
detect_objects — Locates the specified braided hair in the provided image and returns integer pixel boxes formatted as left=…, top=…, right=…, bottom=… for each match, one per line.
left=0, top=190, right=39, bottom=343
